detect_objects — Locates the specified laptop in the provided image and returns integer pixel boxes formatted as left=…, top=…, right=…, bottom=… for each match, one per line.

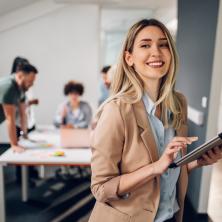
left=60, top=128, right=91, bottom=148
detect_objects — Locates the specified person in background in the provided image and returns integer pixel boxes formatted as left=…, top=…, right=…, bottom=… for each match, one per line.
left=106, top=64, right=117, bottom=87
left=54, top=81, right=92, bottom=129
left=11, top=57, right=40, bottom=183
left=0, top=63, right=38, bottom=153
left=11, top=57, right=39, bottom=137
left=98, top=65, right=111, bottom=105
left=54, top=80, right=92, bottom=179
left=11, top=57, right=29, bottom=75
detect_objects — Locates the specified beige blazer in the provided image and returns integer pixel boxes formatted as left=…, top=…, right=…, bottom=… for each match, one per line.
left=89, top=92, right=188, bottom=222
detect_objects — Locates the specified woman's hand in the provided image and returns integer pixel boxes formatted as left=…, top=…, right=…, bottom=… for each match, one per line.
left=153, top=136, right=198, bottom=175
left=61, top=106, right=68, bottom=119
left=188, top=145, right=222, bottom=172
left=197, top=146, right=222, bottom=167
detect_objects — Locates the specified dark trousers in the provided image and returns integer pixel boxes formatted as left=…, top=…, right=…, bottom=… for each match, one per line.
left=164, top=216, right=176, bottom=222
left=16, top=126, right=38, bottom=182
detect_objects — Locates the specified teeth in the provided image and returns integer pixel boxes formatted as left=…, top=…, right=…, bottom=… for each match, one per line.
left=147, top=61, right=164, bottom=68
left=148, top=62, right=163, bottom=66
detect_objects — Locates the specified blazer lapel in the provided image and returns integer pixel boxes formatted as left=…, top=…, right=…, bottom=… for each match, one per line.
left=133, top=100, right=159, bottom=162
left=133, top=100, right=189, bottom=160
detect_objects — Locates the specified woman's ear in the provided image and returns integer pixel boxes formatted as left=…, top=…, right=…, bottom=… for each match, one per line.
left=125, top=51, right=134, bottom=66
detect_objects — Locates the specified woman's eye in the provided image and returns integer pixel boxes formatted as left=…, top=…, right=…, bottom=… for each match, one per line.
left=159, top=43, right=169, bottom=48
left=141, top=44, right=150, bottom=48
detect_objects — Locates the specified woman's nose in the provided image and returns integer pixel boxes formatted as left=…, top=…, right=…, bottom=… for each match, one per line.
left=150, top=44, right=161, bottom=57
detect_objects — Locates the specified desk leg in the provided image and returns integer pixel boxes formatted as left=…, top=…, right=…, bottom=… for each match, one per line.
left=39, top=165, right=45, bottom=179
left=21, top=166, right=28, bottom=202
left=0, top=165, right=6, bottom=222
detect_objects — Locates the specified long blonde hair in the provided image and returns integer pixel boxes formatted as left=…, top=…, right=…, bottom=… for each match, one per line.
left=97, top=19, right=185, bottom=129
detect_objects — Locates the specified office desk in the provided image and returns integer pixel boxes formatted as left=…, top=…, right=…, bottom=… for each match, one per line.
left=0, top=127, right=91, bottom=222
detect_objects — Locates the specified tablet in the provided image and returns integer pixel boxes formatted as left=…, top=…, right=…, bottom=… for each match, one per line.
left=169, top=132, right=222, bottom=168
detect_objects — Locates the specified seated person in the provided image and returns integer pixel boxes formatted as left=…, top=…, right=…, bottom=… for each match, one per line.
left=54, top=81, right=92, bottom=179
left=54, top=81, right=92, bottom=129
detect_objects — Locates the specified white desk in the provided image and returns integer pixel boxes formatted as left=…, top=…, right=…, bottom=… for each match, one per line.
left=0, top=127, right=91, bottom=222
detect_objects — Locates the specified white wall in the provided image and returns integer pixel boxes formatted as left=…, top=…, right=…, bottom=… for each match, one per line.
left=218, top=75, right=222, bottom=131
left=200, top=0, right=222, bottom=213
left=100, top=8, right=153, bottom=66
left=219, top=89, right=222, bottom=131
left=0, top=1, right=100, bottom=142
left=100, top=7, right=177, bottom=66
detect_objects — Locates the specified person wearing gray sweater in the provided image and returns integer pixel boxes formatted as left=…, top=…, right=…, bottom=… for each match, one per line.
left=54, top=81, right=92, bottom=129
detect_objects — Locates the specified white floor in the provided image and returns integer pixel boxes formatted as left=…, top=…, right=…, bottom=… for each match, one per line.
left=208, top=159, right=222, bottom=222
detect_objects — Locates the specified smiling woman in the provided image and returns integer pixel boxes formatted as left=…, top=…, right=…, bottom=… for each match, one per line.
left=89, top=19, right=222, bottom=222
left=126, top=26, right=171, bottom=79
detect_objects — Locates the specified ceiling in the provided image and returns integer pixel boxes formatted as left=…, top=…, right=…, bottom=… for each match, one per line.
left=0, top=0, right=38, bottom=16
left=101, top=9, right=153, bottom=32
left=0, top=0, right=177, bottom=35
left=0, top=0, right=177, bottom=16
left=54, top=0, right=176, bottom=9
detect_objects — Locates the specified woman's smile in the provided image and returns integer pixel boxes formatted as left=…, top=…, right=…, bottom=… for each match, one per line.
left=146, top=60, right=165, bottom=68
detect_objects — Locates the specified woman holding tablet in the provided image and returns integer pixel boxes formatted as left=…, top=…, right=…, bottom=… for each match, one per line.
left=89, top=19, right=222, bottom=222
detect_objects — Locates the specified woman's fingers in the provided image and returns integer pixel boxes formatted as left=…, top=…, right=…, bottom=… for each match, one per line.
left=163, top=136, right=198, bottom=162
left=165, top=136, right=198, bottom=154
left=167, top=141, right=187, bottom=149
left=202, top=153, right=217, bottom=164
left=166, top=145, right=184, bottom=154
left=172, top=137, right=190, bottom=143
left=207, top=150, right=217, bottom=160
left=188, top=136, right=199, bottom=142
left=197, top=147, right=222, bottom=166
left=212, top=146, right=222, bottom=156
left=198, top=157, right=207, bottom=166
left=172, top=136, right=198, bottom=144
left=201, top=154, right=212, bottom=162
left=208, top=147, right=222, bottom=160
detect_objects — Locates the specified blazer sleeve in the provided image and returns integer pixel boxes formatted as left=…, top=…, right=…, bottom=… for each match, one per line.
left=90, top=101, right=125, bottom=203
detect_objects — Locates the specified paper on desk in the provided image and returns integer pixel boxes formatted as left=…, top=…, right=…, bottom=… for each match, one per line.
left=19, top=139, right=53, bottom=148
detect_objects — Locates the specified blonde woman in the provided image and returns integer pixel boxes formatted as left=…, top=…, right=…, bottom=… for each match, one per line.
left=89, top=19, right=222, bottom=222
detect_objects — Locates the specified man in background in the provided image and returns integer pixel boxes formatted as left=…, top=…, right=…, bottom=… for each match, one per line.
left=11, top=57, right=39, bottom=138
left=0, top=63, right=38, bottom=152
left=98, top=65, right=111, bottom=106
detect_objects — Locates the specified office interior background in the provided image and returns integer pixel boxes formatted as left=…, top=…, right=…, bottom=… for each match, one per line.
left=0, top=0, right=222, bottom=221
